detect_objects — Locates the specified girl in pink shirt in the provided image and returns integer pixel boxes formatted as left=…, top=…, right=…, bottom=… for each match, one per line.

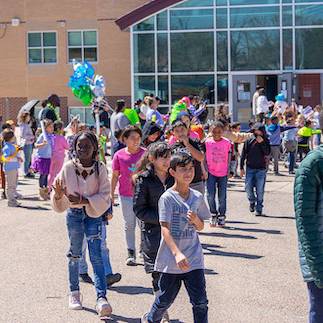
left=48, top=121, right=69, bottom=188
left=111, top=126, right=145, bottom=266
left=205, top=121, right=232, bottom=227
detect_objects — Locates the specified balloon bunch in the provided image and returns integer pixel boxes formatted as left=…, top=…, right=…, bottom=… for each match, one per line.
left=68, top=60, right=106, bottom=106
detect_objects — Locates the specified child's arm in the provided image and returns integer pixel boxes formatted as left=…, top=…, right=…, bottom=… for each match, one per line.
left=50, top=173, right=70, bottom=213
left=110, top=170, right=119, bottom=205
left=161, top=222, right=190, bottom=271
left=85, top=164, right=111, bottom=217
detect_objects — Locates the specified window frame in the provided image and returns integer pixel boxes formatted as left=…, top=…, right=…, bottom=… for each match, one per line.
left=27, top=31, right=58, bottom=65
left=67, top=29, right=99, bottom=63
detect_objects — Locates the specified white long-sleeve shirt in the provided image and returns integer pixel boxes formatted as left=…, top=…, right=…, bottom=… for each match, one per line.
left=257, top=95, right=271, bottom=115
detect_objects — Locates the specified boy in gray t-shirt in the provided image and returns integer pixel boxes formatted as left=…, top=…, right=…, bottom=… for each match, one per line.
left=142, top=153, right=211, bottom=323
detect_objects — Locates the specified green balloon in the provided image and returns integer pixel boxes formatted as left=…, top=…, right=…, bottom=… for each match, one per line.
left=72, top=86, right=94, bottom=106
left=124, top=108, right=140, bottom=125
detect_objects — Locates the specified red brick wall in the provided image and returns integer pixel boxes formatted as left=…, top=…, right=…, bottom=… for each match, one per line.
left=0, top=97, right=28, bottom=124
left=59, top=97, right=68, bottom=125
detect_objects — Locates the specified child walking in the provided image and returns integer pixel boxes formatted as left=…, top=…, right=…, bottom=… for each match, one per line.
left=240, top=123, right=271, bottom=216
left=32, top=119, right=54, bottom=200
left=111, top=125, right=145, bottom=266
left=205, top=121, right=232, bottom=227
left=134, top=142, right=174, bottom=322
left=1, top=129, right=23, bottom=207
left=142, top=152, right=210, bottom=323
left=48, top=121, right=69, bottom=189
left=51, top=131, right=112, bottom=318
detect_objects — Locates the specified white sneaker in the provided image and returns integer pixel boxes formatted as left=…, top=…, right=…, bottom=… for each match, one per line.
left=96, top=297, right=112, bottom=318
left=68, top=291, right=82, bottom=310
left=161, top=311, right=170, bottom=323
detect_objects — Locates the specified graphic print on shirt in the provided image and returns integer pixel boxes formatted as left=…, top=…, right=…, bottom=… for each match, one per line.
left=171, top=206, right=195, bottom=240
left=128, top=163, right=137, bottom=173
left=211, top=145, right=227, bottom=164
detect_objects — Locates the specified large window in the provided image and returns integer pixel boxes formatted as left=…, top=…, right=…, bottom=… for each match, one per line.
left=230, top=6, right=280, bottom=28
left=296, top=28, right=323, bottom=69
left=170, top=9, right=214, bottom=30
left=133, top=34, right=155, bottom=73
left=68, top=30, right=98, bottom=62
left=295, top=5, right=323, bottom=26
left=171, top=32, right=214, bottom=72
left=28, top=32, right=57, bottom=64
left=69, top=107, right=95, bottom=126
left=134, top=76, right=155, bottom=100
left=171, top=75, right=215, bottom=104
left=131, top=0, right=323, bottom=112
left=231, top=30, right=280, bottom=70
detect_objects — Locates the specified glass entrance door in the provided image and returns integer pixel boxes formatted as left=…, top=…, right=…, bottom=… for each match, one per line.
left=232, top=75, right=256, bottom=128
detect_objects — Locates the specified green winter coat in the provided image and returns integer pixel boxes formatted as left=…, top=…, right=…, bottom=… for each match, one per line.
left=294, top=145, right=323, bottom=288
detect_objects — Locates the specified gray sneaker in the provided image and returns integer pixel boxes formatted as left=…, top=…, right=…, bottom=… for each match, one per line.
left=8, top=200, right=21, bottom=208
left=96, top=297, right=112, bottom=318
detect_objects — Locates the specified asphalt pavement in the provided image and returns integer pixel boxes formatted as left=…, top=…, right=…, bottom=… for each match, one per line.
left=0, top=167, right=307, bottom=323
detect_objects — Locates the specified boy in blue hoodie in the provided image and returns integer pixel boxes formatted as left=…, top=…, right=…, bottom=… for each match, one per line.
left=266, top=116, right=296, bottom=175
left=1, top=129, right=23, bottom=207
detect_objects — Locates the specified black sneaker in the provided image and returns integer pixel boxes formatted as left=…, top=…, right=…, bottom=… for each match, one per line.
left=106, top=273, right=122, bottom=287
left=255, top=211, right=263, bottom=217
left=249, top=203, right=255, bottom=213
left=217, top=216, right=226, bottom=227
left=79, top=273, right=94, bottom=284
left=126, top=249, right=136, bottom=266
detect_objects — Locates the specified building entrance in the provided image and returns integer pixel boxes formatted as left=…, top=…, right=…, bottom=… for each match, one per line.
left=257, top=75, right=278, bottom=102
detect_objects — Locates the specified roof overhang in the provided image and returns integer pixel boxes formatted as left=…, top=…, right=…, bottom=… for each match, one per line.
left=115, top=0, right=184, bottom=31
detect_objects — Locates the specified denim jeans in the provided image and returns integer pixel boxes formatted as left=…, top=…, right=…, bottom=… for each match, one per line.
left=206, top=174, right=228, bottom=216
left=288, top=151, right=296, bottom=172
left=79, top=220, right=113, bottom=276
left=245, top=167, right=267, bottom=213
left=66, top=208, right=106, bottom=299
left=270, top=145, right=280, bottom=174
left=307, top=281, right=323, bottom=323
left=147, top=269, right=208, bottom=323
left=23, top=144, right=33, bottom=175
left=119, top=196, right=137, bottom=252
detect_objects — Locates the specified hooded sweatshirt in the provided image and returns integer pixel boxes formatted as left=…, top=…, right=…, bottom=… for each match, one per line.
left=240, top=124, right=271, bottom=170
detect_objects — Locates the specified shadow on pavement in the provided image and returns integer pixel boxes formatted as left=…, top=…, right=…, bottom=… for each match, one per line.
left=200, top=231, right=257, bottom=240
left=226, top=221, right=258, bottom=225
left=204, top=268, right=218, bottom=275
left=202, top=243, right=263, bottom=260
left=109, top=285, right=153, bottom=295
left=223, top=226, right=282, bottom=235
left=20, top=205, right=51, bottom=211
left=21, top=196, right=41, bottom=201
left=261, top=215, right=295, bottom=220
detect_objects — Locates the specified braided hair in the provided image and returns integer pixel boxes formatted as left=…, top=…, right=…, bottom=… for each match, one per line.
left=72, top=130, right=100, bottom=175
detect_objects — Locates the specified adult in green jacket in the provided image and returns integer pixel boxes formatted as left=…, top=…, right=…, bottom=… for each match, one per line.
left=294, top=111, right=323, bottom=323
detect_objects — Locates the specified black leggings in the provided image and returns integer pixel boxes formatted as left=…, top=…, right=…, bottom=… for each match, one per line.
left=39, top=174, right=48, bottom=188
left=152, top=272, right=161, bottom=293
left=298, top=146, right=310, bottom=162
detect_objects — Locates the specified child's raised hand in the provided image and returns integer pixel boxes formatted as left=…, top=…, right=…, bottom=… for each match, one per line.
left=53, top=179, right=66, bottom=200
left=175, top=252, right=190, bottom=271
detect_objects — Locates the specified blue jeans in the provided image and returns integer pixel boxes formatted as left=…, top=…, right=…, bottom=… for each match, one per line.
left=147, top=269, right=208, bottom=323
left=308, top=282, right=323, bottom=323
left=23, top=144, right=33, bottom=175
left=79, top=221, right=113, bottom=276
left=66, top=208, right=106, bottom=299
left=245, top=167, right=267, bottom=213
left=206, top=174, right=228, bottom=216
left=288, top=151, right=296, bottom=172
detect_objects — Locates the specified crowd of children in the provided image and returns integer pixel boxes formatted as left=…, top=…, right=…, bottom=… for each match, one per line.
left=0, top=91, right=322, bottom=322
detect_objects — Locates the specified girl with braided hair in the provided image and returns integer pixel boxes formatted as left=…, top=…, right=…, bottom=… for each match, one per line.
left=50, top=130, right=113, bottom=319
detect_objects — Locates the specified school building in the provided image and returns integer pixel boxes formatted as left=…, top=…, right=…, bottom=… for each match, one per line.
left=1, top=0, right=323, bottom=125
